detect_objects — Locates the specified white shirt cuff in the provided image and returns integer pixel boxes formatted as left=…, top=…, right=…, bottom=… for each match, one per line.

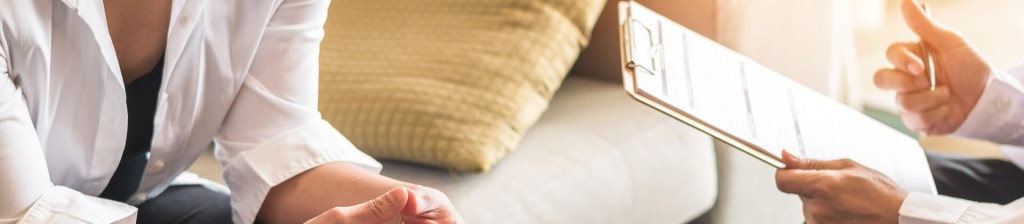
left=951, top=69, right=1024, bottom=145
left=18, top=186, right=137, bottom=224
left=217, top=120, right=382, bottom=224
left=899, top=192, right=974, bottom=224
left=899, top=192, right=1024, bottom=223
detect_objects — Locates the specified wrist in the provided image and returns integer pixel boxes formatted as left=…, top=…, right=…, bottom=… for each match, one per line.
left=891, top=189, right=910, bottom=223
left=949, top=67, right=1020, bottom=141
left=259, top=161, right=408, bottom=223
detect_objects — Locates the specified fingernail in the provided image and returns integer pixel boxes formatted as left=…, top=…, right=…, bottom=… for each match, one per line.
left=782, top=150, right=800, bottom=165
left=907, top=63, right=922, bottom=76
left=916, top=78, right=930, bottom=88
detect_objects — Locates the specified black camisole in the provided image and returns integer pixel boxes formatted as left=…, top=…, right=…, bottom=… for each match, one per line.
left=98, top=58, right=164, bottom=202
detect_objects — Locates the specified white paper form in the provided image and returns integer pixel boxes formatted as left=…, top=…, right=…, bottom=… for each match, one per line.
left=678, top=26, right=753, bottom=141
left=742, top=62, right=802, bottom=158
left=788, top=82, right=936, bottom=193
left=624, top=2, right=936, bottom=194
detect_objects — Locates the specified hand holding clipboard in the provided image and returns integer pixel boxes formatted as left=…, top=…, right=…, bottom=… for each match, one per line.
left=619, top=0, right=936, bottom=194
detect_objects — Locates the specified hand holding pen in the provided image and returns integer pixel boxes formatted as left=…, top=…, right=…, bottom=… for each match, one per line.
left=873, top=0, right=992, bottom=135
left=918, top=4, right=936, bottom=91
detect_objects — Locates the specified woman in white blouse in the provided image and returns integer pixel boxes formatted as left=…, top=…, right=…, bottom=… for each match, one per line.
left=0, top=0, right=462, bottom=223
left=775, top=0, right=1024, bottom=223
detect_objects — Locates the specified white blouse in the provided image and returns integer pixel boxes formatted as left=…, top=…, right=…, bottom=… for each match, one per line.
left=0, top=0, right=381, bottom=223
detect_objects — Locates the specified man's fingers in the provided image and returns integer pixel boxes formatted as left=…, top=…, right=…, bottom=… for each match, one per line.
left=900, top=0, right=937, bottom=39
left=874, top=69, right=929, bottom=92
left=896, top=86, right=950, bottom=113
left=349, top=187, right=410, bottom=223
left=776, top=169, right=831, bottom=197
left=776, top=152, right=855, bottom=198
left=900, top=0, right=963, bottom=48
left=902, top=104, right=951, bottom=133
left=885, top=43, right=925, bottom=76
left=781, top=150, right=856, bottom=170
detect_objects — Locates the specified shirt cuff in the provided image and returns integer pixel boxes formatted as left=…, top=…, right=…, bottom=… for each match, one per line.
left=217, top=120, right=382, bottom=224
left=951, top=69, right=1024, bottom=145
left=18, top=186, right=137, bottom=224
left=899, top=192, right=974, bottom=224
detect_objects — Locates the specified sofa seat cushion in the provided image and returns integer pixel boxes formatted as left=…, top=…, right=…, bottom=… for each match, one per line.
left=381, top=77, right=717, bottom=223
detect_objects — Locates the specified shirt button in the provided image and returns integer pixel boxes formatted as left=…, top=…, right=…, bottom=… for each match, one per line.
left=996, top=96, right=1012, bottom=112
left=150, top=159, right=166, bottom=172
left=86, top=182, right=99, bottom=193
left=129, top=193, right=147, bottom=204
left=179, top=15, right=192, bottom=27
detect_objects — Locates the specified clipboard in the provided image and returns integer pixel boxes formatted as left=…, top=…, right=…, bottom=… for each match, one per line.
left=613, top=2, right=936, bottom=200
left=617, top=1, right=785, bottom=168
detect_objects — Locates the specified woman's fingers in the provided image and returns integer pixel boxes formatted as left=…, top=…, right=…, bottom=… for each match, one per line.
left=401, top=186, right=463, bottom=224
left=885, top=42, right=924, bottom=76
left=896, top=86, right=950, bottom=113
left=304, top=187, right=410, bottom=224
left=874, top=69, right=929, bottom=92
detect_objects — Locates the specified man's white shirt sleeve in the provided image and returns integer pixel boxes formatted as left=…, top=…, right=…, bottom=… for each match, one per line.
left=950, top=65, right=1024, bottom=146
left=899, top=64, right=1024, bottom=223
left=900, top=192, right=1024, bottom=223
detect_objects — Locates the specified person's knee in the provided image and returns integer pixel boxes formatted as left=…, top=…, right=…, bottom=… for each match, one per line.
left=186, top=187, right=232, bottom=222
left=137, top=185, right=233, bottom=223
left=190, top=196, right=232, bottom=223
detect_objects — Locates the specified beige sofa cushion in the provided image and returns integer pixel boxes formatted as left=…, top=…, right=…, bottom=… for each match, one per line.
left=318, top=0, right=605, bottom=171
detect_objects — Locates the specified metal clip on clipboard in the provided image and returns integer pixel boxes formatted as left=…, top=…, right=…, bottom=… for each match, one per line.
left=623, top=16, right=661, bottom=77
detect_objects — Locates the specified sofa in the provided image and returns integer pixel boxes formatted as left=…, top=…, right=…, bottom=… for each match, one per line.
left=372, top=0, right=725, bottom=222
left=186, top=0, right=868, bottom=222
left=380, top=76, right=718, bottom=223
left=192, top=60, right=723, bottom=224
left=380, top=0, right=855, bottom=222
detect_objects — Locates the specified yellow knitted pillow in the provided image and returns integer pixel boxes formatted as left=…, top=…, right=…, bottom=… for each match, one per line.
left=318, top=0, right=604, bottom=172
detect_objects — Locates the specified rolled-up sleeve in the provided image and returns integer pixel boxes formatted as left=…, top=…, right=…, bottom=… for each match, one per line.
left=211, top=0, right=381, bottom=223
left=0, top=32, right=135, bottom=223
left=951, top=65, right=1024, bottom=147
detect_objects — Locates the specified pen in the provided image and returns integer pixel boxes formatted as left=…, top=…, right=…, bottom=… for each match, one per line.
left=919, top=3, right=936, bottom=91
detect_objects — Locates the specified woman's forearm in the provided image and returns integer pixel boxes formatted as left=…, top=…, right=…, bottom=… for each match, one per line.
left=257, top=161, right=412, bottom=223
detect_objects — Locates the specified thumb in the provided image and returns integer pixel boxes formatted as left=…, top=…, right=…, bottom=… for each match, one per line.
left=781, top=150, right=851, bottom=170
left=901, top=0, right=962, bottom=49
left=347, top=187, right=409, bottom=223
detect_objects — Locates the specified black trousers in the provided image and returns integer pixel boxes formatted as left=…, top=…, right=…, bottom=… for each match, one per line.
left=136, top=185, right=232, bottom=223
left=927, top=151, right=1024, bottom=204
